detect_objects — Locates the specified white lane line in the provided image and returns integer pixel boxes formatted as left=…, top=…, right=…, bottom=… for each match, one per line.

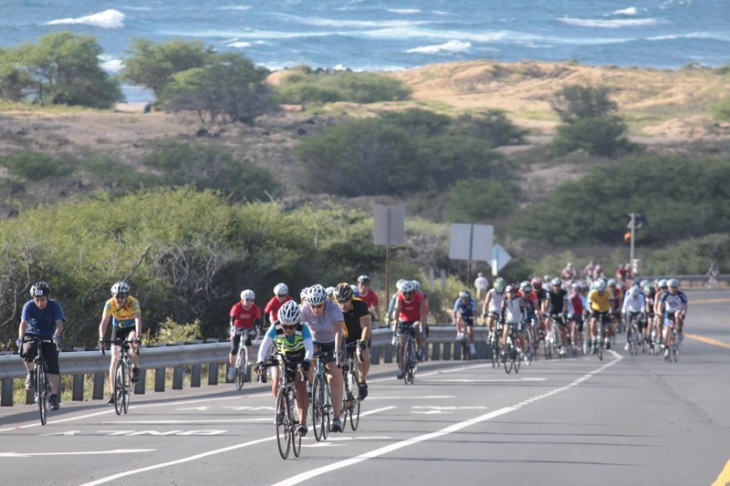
left=76, top=405, right=397, bottom=485
left=99, top=418, right=271, bottom=424
left=419, top=378, right=547, bottom=383
left=271, top=356, right=622, bottom=486
left=367, top=395, right=453, bottom=400
left=0, top=449, right=154, bottom=458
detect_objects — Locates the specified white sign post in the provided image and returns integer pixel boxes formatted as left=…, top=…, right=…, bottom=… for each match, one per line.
left=491, top=244, right=512, bottom=278
left=373, top=205, right=406, bottom=301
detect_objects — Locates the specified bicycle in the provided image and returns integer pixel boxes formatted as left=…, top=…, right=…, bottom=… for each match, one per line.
left=544, top=318, right=558, bottom=360
left=489, top=318, right=502, bottom=368
left=592, top=317, right=606, bottom=361
left=22, top=335, right=54, bottom=426
left=500, top=322, right=520, bottom=374
left=665, top=326, right=679, bottom=363
left=262, top=352, right=305, bottom=459
left=311, top=349, right=334, bottom=441
left=522, top=318, right=534, bottom=366
left=100, top=338, right=136, bottom=415
left=341, top=341, right=361, bottom=431
left=402, top=326, right=417, bottom=385
left=232, top=328, right=256, bottom=390
left=625, top=313, right=642, bottom=357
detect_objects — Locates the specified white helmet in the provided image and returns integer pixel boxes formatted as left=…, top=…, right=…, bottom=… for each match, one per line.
left=240, top=289, right=255, bottom=301
left=278, top=300, right=301, bottom=326
left=411, top=279, right=421, bottom=291
left=307, top=284, right=327, bottom=305
left=300, top=286, right=309, bottom=301
left=400, top=280, right=417, bottom=293
left=396, top=279, right=407, bottom=291
left=629, top=286, right=640, bottom=297
left=273, top=283, right=288, bottom=296
left=325, top=286, right=335, bottom=297
left=111, top=281, right=129, bottom=294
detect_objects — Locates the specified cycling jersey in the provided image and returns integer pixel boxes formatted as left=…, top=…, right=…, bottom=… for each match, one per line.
left=568, top=293, right=586, bottom=316
left=545, top=288, right=568, bottom=314
left=264, top=295, right=293, bottom=323
left=485, top=289, right=505, bottom=314
left=22, top=299, right=65, bottom=337
left=453, top=297, right=478, bottom=319
left=230, top=301, right=261, bottom=329
left=622, top=294, right=646, bottom=314
left=103, top=295, right=140, bottom=329
left=301, top=300, right=344, bottom=344
left=341, top=298, right=370, bottom=342
left=257, top=322, right=313, bottom=364
left=397, top=291, right=425, bottom=322
left=588, top=289, right=612, bottom=313
left=358, top=289, right=379, bottom=310
left=501, top=296, right=523, bottom=324
left=660, top=291, right=687, bottom=320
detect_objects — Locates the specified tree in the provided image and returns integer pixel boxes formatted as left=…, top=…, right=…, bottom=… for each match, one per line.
left=121, top=38, right=215, bottom=99
left=0, top=51, right=32, bottom=102
left=549, top=84, right=635, bottom=157
left=162, top=53, right=276, bottom=124
left=11, top=32, right=122, bottom=108
left=457, top=109, right=527, bottom=147
left=447, top=178, right=517, bottom=223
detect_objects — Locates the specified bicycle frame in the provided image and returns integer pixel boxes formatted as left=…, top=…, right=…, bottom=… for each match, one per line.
left=24, top=336, right=53, bottom=426
left=311, top=350, right=333, bottom=441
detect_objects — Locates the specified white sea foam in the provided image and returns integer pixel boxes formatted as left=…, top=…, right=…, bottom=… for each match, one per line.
left=559, top=17, right=661, bottom=28
left=386, top=9, right=420, bottom=15
left=47, top=9, right=125, bottom=29
left=613, top=7, right=638, bottom=16
left=218, top=5, right=251, bottom=11
left=406, top=40, right=471, bottom=54
left=227, top=41, right=252, bottom=48
left=101, top=57, right=123, bottom=73
left=277, top=14, right=430, bottom=29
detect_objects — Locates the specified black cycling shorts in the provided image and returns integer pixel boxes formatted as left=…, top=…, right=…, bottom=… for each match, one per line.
left=21, top=337, right=60, bottom=375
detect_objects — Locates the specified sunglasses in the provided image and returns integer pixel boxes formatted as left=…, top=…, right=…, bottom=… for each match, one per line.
left=403, top=291, right=414, bottom=296
left=244, top=298, right=254, bottom=302
left=311, top=303, right=324, bottom=309
left=115, top=294, right=128, bottom=299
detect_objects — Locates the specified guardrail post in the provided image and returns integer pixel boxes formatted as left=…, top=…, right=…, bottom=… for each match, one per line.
left=93, top=372, right=105, bottom=400
left=442, top=342, right=452, bottom=361
left=370, top=346, right=380, bottom=365
left=155, top=367, right=166, bottom=392
left=384, top=345, right=393, bottom=364
left=1, top=379, right=14, bottom=406
left=72, top=374, right=84, bottom=401
left=208, top=363, right=219, bottom=385
left=173, top=365, right=184, bottom=390
left=25, top=388, right=34, bottom=404
left=135, top=369, right=146, bottom=395
left=431, top=342, right=441, bottom=360
left=191, top=364, right=201, bottom=387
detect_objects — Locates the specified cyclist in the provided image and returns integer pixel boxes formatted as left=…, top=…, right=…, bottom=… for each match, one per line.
left=659, top=278, right=688, bottom=358
left=19, top=281, right=65, bottom=411
left=334, top=282, right=371, bottom=400
left=520, top=280, right=540, bottom=353
left=531, top=277, right=548, bottom=338
left=482, top=277, right=507, bottom=344
left=98, top=281, right=142, bottom=405
left=412, top=279, right=429, bottom=359
left=587, top=279, right=612, bottom=353
left=653, top=279, right=670, bottom=348
left=301, top=284, right=346, bottom=432
left=543, top=277, right=569, bottom=356
left=453, top=289, right=478, bottom=357
left=567, top=282, right=587, bottom=352
left=500, top=284, right=526, bottom=358
left=609, top=278, right=624, bottom=333
left=255, top=300, right=312, bottom=437
left=561, top=262, right=577, bottom=284
left=394, top=280, right=428, bottom=379
left=622, top=285, right=646, bottom=351
left=356, top=275, right=381, bottom=323
left=227, top=289, right=262, bottom=381
left=263, top=283, right=293, bottom=329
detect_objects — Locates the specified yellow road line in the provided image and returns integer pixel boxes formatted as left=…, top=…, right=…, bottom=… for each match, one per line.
left=685, top=333, right=730, bottom=350
left=712, top=459, right=730, bottom=486
left=692, top=298, right=730, bottom=305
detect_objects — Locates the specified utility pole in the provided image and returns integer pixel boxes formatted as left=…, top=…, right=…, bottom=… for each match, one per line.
left=629, top=213, right=636, bottom=276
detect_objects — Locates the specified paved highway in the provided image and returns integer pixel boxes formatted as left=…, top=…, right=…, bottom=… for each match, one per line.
left=1, top=290, right=728, bottom=485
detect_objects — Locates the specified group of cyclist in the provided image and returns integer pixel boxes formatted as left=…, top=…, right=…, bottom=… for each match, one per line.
left=469, top=268, right=688, bottom=362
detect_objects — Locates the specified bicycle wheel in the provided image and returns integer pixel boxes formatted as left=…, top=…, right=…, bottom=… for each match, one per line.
left=114, top=359, right=126, bottom=416
left=403, top=342, right=412, bottom=385
left=235, top=346, right=247, bottom=390
left=490, top=333, right=499, bottom=368
left=36, top=363, right=48, bottom=426
left=312, top=374, right=326, bottom=442
left=543, top=330, right=551, bottom=360
left=349, top=373, right=360, bottom=432
left=524, top=328, right=534, bottom=366
left=122, top=358, right=131, bottom=414
left=503, top=342, right=513, bottom=374
left=275, top=388, right=291, bottom=459
left=291, top=392, right=302, bottom=458
left=513, top=345, right=521, bottom=374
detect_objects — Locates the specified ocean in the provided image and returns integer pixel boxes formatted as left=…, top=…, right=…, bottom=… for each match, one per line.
left=1, top=0, right=728, bottom=102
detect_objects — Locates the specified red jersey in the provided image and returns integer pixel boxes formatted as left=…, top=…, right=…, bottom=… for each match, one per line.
left=520, top=290, right=538, bottom=311
left=358, top=289, right=379, bottom=309
left=264, top=295, right=293, bottom=321
left=397, top=291, right=425, bottom=321
left=230, top=302, right=261, bottom=329
left=569, top=294, right=584, bottom=315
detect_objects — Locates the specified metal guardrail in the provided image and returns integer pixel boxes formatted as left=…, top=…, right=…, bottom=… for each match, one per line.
left=0, top=326, right=483, bottom=407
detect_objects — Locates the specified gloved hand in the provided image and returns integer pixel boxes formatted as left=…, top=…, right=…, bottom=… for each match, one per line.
left=300, top=360, right=311, bottom=372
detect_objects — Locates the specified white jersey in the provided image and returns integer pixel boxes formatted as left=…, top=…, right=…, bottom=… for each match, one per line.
left=487, top=289, right=505, bottom=314
left=502, top=297, right=522, bottom=324
left=622, top=293, right=646, bottom=314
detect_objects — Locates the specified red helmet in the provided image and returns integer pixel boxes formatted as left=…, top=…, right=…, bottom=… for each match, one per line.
left=530, top=277, right=542, bottom=289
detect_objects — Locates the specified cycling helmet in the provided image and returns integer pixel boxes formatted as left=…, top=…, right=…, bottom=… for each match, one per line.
left=30, top=281, right=50, bottom=297
left=520, top=281, right=532, bottom=292
left=543, top=275, right=552, bottom=284
left=325, top=286, right=335, bottom=297
left=607, top=278, right=617, bottom=287
left=551, top=277, right=562, bottom=287
left=642, top=282, right=652, bottom=292
left=459, top=289, right=471, bottom=299
left=240, top=289, right=255, bottom=301
left=412, top=280, right=421, bottom=291
left=530, top=277, right=543, bottom=289
left=494, top=277, right=506, bottom=293
left=111, top=281, right=129, bottom=295
left=351, top=285, right=359, bottom=297
left=395, top=279, right=407, bottom=291
left=334, top=282, right=353, bottom=302
left=571, top=282, right=580, bottom=290
left=629, top=285, right=640, bottom=297
left=667, top=278, right=679, bottom=288
left=300, top=287, right=309, bottom=302
left=273, top=283, right=288, bottom=296
left=596, top=280, right=607, bottom=291
left=505, top=284, right=518, bottom=294
left=357, top=275, right=370, bottom=284
left=307, top=284, right=327, bottom=306
left=278, top=300, right=301, bottom=326
left=400, top=280, right=417, bottom=293
left=617, top=282, right=625, bottom=290
left=658, top=279, right=668, bottom=289
left=639, top=279, right=649, bottom=289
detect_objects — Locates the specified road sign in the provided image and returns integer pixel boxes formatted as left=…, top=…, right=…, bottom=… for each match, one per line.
left=491, top=244, right=512, bottom=275
left=373, top=205, right=405, bottom=246
left=448, top=224, right=493, bottom=262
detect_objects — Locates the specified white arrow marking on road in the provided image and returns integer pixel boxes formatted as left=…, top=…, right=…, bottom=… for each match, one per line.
left=40, top=430, right=82, bottom=436
left=413, top=406, right=487, bottom=410
left=303, top=442, right=343, bottom=448
left=0, top=449, right=155, bottom=458
left=175, top=406, right=210, bottom=411
left=412, top=410, right=449, bottom=415
left=222, top=406, right=274, bottom=411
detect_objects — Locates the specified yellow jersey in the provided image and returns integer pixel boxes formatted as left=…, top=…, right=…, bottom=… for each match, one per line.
left=104, top=295, right=141, bottom=328
left=588, top=289, right=612, bottom=313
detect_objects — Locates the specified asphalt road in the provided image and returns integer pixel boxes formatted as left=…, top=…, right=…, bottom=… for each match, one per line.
left=1, top=290, right=729, bottom=486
